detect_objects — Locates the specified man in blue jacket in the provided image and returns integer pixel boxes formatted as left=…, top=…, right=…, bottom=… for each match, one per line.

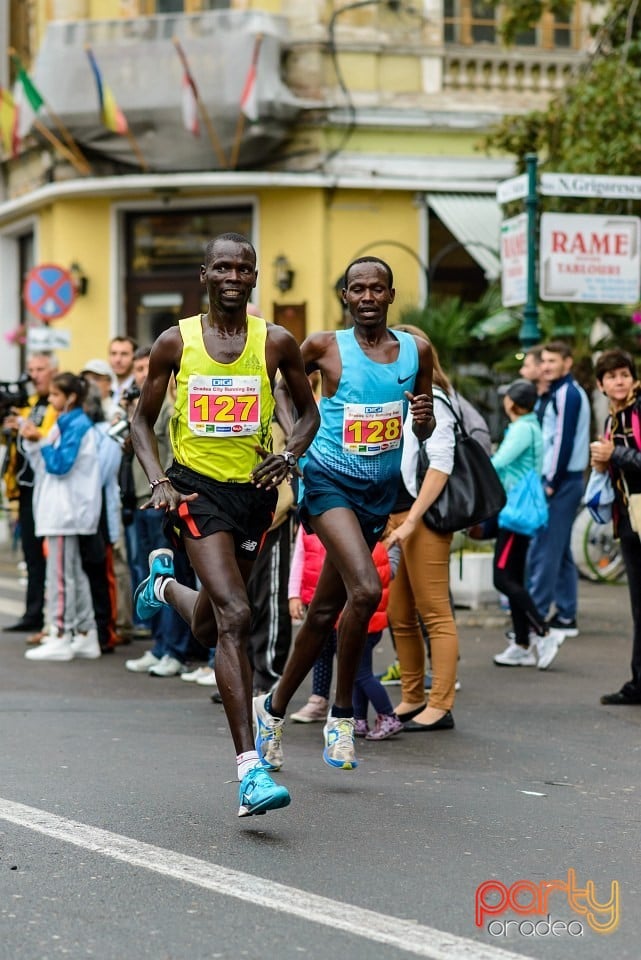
left=528, top=341, right=590, bottom=634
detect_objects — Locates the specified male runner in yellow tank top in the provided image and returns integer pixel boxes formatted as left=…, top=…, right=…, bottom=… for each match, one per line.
left=131, top=233, right=319, bottom=818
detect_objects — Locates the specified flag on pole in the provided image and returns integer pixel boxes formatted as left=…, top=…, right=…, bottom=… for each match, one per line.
left=0, top=87, right=20, bottom=156
left=14, top=58, right=44, bottom=113
left=173, top=39, right=200, bottom=136
left=85, top=47, right=129, bottom=135
left=181, top=73, right=199, bottom=135
left=240, top=35, right=263, bottom=122
left=11, top=53, right=45, bottom=138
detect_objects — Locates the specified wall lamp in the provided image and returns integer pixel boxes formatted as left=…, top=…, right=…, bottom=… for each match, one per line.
left=273, top=254, right=295, bottom=294
left=69, top=262, right=88, bottom=296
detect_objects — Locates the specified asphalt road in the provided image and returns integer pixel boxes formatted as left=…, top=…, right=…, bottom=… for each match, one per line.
left=1, top=543, right=639, bottom=960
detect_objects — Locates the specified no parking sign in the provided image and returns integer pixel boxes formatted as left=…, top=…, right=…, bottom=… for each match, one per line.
left=23, top=264, right=77, bottom=321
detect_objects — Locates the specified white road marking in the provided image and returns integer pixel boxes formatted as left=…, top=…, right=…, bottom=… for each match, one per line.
left=1, top=599, right=27, bottom=616
left=0, top=574, right=25, bottom=592
left=0, top=797, right=530, bottom=960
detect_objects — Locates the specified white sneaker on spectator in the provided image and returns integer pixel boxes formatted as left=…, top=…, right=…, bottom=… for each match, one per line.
left=149, top=654, right=186, bottom=677
left=536, top=629, right=564, bottom=670
left=196, top=669, right=217, bottom=686
left=290, top=694, right=329, bottom=723
left=493, top=642, right=537, bottom=667
left=25, top=632, right=74, bottom=661
left=125, top=650, right=160, bottom=673
left=71, top=628, right=101, bottom=659
left=181, top=666, right=212, bottom=683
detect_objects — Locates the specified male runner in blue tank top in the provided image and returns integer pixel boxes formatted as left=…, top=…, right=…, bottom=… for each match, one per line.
left=130, top=234, right=319, bottom=819
left=255, top=256, right=435, bottom=771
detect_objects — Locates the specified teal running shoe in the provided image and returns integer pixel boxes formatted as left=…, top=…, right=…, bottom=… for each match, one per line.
left=323, top=716, right=358, bottom=770
left=253, top=693, right=284, bottom=770
left=134, top=548, right=174, bottom=621
left=237, top=767, right=291, bottom=818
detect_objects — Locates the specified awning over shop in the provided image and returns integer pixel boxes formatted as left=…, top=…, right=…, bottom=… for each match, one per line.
left=427, top=193, right=502, bottom=280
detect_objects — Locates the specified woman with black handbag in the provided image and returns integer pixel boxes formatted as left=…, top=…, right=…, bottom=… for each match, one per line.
left=384, top=338, right=458, bottom=732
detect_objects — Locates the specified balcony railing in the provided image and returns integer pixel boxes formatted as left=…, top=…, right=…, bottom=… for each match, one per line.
left=442, top=45, right=586, bottom=95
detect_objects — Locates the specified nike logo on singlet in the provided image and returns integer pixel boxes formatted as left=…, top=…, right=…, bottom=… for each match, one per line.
left=397, top=374, right=414, bottom=384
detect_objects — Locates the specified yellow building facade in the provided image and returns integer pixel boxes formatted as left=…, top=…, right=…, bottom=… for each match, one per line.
left=0, top=1, right=597, bottom=375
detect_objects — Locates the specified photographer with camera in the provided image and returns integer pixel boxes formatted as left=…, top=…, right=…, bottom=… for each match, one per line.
left=2, top=352, right=59, bottom=636
left=105, top=354, right=143, bottom=645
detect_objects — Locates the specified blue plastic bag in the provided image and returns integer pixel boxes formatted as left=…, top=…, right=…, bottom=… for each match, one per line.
left=584, top=469, right=615, bottom=524
left=498, top=469, right=549, bottom=536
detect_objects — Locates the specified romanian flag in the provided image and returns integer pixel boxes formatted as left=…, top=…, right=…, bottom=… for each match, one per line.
left=85, top=47, right=129, bottom=135
left=0, top=87, right=19, bottom=156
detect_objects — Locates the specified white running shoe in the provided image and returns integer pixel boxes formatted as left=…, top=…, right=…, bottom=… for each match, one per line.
left=323, top=716, right=358, bottom=770
left=148, top=655, right=186, bottom=677
left=253, top=693, right=285, bottom=771
left=493, top=642, right=537, bottom=667
left=125, top=650, right=160, bottom=673
left=537, top=629, right=564, bottom=670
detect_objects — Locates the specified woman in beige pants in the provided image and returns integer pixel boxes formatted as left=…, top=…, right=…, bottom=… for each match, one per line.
left=385, top=339, right=458, bottom=731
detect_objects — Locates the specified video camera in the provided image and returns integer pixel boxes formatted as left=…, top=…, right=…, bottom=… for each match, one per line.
left=0, top=374, right=31, bottom=419
left=121, top=383, right=141, bottom=404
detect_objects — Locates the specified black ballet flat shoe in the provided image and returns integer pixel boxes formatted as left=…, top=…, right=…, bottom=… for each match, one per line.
left=395, top=704, right=428, bottom=723
left=403, top=711, right=455, bottom=732
left=600, top=691, right=641, bottom=706
left=4, top=619, right=42, bottom=633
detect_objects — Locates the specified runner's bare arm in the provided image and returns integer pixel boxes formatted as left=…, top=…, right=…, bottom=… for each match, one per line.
left=253, top=327, right=320, bottom=489
left=272, top=330, right=333, bottom=444
left=131, top=328, right=197, bottom=511
left=408, top=337, right=435, bottom=442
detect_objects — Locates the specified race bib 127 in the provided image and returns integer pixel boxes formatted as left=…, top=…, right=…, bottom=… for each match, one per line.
left=187, top=375, right=261, bottom=436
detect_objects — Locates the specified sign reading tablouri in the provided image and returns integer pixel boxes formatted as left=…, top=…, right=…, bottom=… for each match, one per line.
left=539, top=213, right=641, bottom=304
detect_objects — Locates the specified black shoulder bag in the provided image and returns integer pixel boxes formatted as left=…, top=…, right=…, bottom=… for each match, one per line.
left=416, top=393, right=506, bottom=533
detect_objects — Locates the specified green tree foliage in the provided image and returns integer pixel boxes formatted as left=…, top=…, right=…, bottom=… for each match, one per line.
left=485, top=2, right=641, bottom=174
left=480, top=2, right=641, bottom=373
left=493, top=0, right=576, bottom=45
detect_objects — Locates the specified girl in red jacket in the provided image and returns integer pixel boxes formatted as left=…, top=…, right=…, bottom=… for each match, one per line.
left=288, top=526, right=403, bottom=740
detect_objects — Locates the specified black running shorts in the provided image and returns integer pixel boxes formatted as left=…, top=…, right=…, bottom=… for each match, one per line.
left=165, top=461, right=277, bottom=561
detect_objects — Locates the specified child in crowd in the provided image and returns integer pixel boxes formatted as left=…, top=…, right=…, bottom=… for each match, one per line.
left=288, top=525, right=403, bottom=740
left=20, top=372, right=102, bottom=661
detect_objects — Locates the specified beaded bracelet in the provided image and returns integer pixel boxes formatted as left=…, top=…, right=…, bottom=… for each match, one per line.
left=149, top=476, right=170, bottom=490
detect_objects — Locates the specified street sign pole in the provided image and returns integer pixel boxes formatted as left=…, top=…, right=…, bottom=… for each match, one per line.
left=520, top=153, right=541, bottom=348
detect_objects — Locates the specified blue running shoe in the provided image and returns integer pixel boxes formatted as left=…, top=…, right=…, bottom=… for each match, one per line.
left=237, top=767, right=291, bottom=818
left=323, top=716, right=358, bottom=770
left=253, top=693, right=284, bottom=770
left=134, top=548, right=174, bottom=621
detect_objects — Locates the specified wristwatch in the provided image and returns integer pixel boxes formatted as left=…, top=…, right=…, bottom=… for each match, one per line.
left=280, top=451, right=297, bottom=471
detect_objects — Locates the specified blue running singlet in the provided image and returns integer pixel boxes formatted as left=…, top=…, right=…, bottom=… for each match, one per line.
left=303, top=328, right=419, bottom=518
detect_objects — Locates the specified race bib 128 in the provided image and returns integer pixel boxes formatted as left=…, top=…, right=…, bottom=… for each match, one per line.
left=342, top=400, right=403, bottom=455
